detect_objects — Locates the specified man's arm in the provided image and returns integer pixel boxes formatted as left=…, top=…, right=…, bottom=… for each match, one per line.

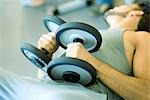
left=66, top=32, right=150, bottom=100
left=92, top=32, right=150, bottom=100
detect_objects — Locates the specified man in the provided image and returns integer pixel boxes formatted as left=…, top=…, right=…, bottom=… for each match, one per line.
left=38, top=1, right=150, bottom=100
left=0, top=1, right=149, bottom=100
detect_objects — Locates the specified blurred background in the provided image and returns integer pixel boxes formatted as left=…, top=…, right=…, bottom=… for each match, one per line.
left=0, top=0, right=140, bottom=77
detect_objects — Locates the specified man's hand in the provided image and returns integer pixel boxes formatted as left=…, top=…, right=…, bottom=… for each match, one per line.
left=38, top=32, right=58, bottom=54
left=65, top=43, right=96, bottom=66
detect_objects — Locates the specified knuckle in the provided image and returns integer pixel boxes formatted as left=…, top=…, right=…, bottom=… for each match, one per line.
left=75, top=43, right=82, bottom=49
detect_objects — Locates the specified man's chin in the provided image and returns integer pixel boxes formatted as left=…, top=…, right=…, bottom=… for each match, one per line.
left=104, top=11, right=126, bottom=18
left=104, top=11, right=112, bottom=19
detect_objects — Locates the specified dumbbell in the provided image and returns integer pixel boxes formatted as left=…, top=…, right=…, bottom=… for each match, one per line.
left=52, top=0, right=93, bottom=15
left=20, top=16, right=65, bottom=71
left=45, top=22, right=102, bottom=86
left=21, top=16, right=102, bottom=86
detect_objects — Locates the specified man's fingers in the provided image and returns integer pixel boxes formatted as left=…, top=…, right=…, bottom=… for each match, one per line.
left=47, top=32, right=56, bottom=37
left=37, top=32, right=58, bottom=53
left=43, top=34, right=57, bottom=46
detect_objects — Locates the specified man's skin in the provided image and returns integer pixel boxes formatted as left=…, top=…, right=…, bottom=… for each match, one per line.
left=38, top=4, right=150, bottom=100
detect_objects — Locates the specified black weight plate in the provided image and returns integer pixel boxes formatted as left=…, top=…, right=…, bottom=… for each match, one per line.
left=46, top=57, right=97, bottom=86
left=20, top=43, right=51, bottom=70
left=43, top=16, right=65, bottom=32
left=56, top=22, right=102, bottom=53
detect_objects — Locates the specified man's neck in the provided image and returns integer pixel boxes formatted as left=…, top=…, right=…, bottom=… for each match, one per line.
left=109, top=20, right=137, bottom=30
left=107, top=16, right=138, bottom=30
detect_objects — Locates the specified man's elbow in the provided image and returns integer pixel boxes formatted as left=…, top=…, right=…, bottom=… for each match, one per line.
left=137, top=89, right=149, bottom=100
left=125, top=82, right=149, bottom=100
left=139, top=91, right=149, bottom=100
left=134, top=84, right=150, bottom=100
left=125, top=91, right=149, bottom=100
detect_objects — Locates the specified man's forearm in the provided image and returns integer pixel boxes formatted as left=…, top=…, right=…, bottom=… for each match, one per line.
left=91, top=59, right=149, bottom=100
left=64, top=42, right=149, bottom=99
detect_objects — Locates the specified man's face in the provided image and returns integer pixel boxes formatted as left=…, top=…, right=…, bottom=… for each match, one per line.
left=105, top=4, right=140, bottom=18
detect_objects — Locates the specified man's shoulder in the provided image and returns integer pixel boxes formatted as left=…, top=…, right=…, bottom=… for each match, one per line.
left=125, top=31, right=149, bottom=38
left=132, top=31, right=150, bottom=47
left=134, top=31, right=149, bottom=35
left=124, top=31, right=149, bottom=46
left=134, top=31, right=150, bottom=41
left=125, top=30, right=149, bottom=34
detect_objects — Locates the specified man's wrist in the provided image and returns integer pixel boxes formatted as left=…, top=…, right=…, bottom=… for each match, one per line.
left=47, top=53, right=53, bottom=58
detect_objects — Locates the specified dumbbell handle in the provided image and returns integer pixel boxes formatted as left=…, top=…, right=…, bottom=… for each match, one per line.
left=73, top=38, right=83, bottom=44
left=41, top=48, right=50, bottom=55
left=73, top=38, right=84, bottom=44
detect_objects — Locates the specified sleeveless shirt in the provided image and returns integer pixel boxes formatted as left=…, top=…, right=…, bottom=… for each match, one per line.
left=88, top=28, right=132, bottom=100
